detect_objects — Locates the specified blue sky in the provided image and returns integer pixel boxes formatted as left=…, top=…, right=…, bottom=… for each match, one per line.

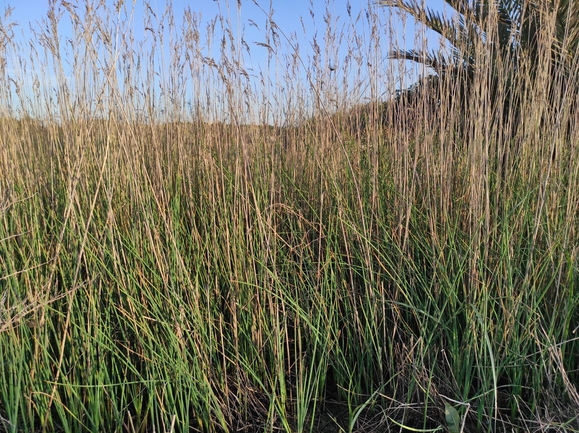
left=0, top=0, right=450, bottom=121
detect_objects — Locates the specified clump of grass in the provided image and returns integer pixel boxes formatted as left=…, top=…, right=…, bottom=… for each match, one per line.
left=0, top=1, right=578, bottom=432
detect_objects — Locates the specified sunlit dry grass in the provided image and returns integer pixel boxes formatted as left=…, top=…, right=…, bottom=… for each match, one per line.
left=0, top=1, right=578, bottom=432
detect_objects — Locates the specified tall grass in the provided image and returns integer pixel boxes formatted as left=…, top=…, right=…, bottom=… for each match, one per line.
left=0, top=0, right=578, bottom=432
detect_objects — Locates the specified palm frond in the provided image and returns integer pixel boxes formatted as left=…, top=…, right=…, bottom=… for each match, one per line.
left=379, top=0, right=463, bottom=40
left=387, top=48, right=454, bottom=74
left=380, top=0, right=579, bottom=120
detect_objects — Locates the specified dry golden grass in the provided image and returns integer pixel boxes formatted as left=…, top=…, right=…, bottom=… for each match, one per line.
left=0, top=1, right=578, bottom=432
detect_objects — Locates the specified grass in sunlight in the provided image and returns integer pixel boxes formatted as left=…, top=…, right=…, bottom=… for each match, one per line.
left=1, top=1, right=578, bottom=432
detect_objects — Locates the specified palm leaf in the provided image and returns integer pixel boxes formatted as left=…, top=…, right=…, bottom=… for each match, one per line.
left=380, top=0, right=579, bottom=124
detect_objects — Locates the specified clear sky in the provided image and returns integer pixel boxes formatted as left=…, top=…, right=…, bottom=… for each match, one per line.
left=0, top=0, right=450, bottom=122
left=0, top=0, right=444, bottom=66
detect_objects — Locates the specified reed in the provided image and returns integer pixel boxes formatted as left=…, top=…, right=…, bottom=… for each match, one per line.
left=0, top=1, right=578, bottom=432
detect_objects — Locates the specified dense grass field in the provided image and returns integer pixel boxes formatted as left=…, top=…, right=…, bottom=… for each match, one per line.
left=1, top=1, right=578, bottom=432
